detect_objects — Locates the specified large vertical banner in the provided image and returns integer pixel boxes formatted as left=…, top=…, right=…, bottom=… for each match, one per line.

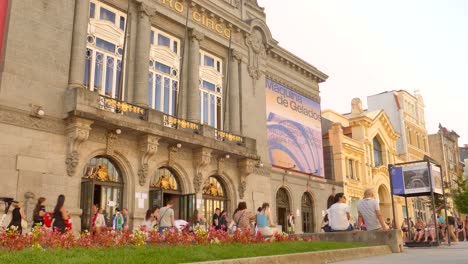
left=265, top=79, right=324, bottom=177
left=0, top=0, right=8, bottom=63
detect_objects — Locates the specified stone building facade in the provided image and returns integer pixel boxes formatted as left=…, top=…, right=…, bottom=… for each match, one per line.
left=0, top=0, right=336, bottom=233
left=429, top=124, right=462, bottom=208
left=321, top=98, right=408, bottom=226
left=367, top=90, right=431, bottom=221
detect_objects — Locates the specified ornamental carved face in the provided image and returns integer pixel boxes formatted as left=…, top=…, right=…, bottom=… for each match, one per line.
left=250, top=30, right=264, bottom=54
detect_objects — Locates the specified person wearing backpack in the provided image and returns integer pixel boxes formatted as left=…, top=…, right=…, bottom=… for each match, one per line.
left=112, top=208, right=124, bottom=231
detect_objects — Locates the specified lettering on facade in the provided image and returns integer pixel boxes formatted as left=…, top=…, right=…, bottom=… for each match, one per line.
left=160, top=0, right=231, bottom=39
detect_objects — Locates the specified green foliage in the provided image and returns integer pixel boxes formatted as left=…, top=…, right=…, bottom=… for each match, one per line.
left=453, top=172, right=468, bottom=214
left=0, top=241, right=364, bottom=264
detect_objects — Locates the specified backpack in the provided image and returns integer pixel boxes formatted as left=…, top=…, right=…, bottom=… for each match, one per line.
left=43, top=212, right=53, bottom=228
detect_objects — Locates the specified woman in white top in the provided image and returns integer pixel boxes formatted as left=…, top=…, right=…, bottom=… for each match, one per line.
left=94, top=207, right=106, bottom=234
left=142, top=209, right=154, bottom=231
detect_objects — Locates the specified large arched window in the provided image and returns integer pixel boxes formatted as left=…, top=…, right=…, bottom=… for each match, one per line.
left=199, top=50, right=223, bottom=129
left=85, top=1, right=126, bottom=98
left=202, top=176, right=228, bottom=225
left=373, top=137, right=383, bottom=167
left=148, top=28, right=180, bottom=115
left=81, top=156, right=124, bottom=230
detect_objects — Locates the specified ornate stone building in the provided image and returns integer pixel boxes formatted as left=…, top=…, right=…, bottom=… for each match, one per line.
left=368, top=90, right=431, bottom=221
left=429, top=124, right=463, bottom=208
left=322, top=98, right=408, bottom=225
left=0, top=0, right=336, bottom=233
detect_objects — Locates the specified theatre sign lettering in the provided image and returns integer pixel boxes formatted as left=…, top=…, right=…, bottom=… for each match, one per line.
left=159, top=0, right=232, bottom=39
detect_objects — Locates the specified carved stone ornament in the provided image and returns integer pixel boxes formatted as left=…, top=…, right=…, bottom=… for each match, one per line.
left=193, top=148, right=212, bottom=193
left=238, top=158, right=256, bottom=199
left=167, top=145, right=180, bottom=166
left=232, top=49, right=243, bottom=63
left=190, top=29, right=205, bottom=43
left=106, top=132, right=118, bottom=155
left=65, top=117, right=93, bottom=176
left=138, top=135, right=160, bottom=186
left=217, top=156, right=227, bottom=175
left=245, top=29, right=266, bottom=81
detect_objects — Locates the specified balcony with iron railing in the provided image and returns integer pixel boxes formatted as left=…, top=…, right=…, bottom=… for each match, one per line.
left=64, top=87, right=257, bottom=158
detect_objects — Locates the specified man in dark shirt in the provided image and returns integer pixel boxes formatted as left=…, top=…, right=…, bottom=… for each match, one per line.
left=212, top=208, right=221, bottom=229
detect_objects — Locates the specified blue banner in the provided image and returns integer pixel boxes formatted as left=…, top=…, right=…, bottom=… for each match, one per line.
left=390, top=167, right=405, bottom=195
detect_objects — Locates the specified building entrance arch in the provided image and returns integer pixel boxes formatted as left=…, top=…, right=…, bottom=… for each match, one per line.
left=301, top=192, right=315, bottom=233
left=276, top=188, right=290, bottom=233
left=80, top=156, right=124, bottom=231
left=149, top=167, right=195, bottom=221
left=202, top=176, right=229, bottom=226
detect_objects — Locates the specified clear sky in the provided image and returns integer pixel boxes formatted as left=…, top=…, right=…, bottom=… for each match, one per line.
left=258, top=0, right=468, bottom=145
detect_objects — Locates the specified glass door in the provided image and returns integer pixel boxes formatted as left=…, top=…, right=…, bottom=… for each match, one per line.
left=149, top=189, right=163, bottom=209
left=80, top=180, right=95, bottom=231
left=99, top=185, right=123, bottom=226
left=180, top=193, right=196, bottom=221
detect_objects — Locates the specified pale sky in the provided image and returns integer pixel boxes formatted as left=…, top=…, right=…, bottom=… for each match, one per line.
left=258, top=0, right=468, bottom=145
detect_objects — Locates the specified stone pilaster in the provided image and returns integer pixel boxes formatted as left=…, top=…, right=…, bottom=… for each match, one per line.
left=229, top=49, right=242, bottom=134
left=68, top=0, right=90, bottom=89
left=133, top=2, right=154, bottom=106
left=187, top=29, right=204, bottom=123
left=65, top=117, right=94, bottom=176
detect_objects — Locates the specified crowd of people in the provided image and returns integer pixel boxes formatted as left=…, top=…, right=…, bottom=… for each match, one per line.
left=6, top=194, right=74, bottom=234
left=400, top=205, right=467, bottom=244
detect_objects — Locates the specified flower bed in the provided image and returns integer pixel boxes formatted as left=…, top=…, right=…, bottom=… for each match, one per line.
left=0, top=225, right=316, bottom=251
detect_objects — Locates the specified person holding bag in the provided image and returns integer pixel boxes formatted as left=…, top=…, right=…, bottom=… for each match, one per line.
left=232, top=202, right=255, bottom=234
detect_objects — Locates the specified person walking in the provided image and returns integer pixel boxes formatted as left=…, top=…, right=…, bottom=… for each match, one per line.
left=356, top=188, right=388, bottom=231
left=142, top=209, right=154, bottom=231
left=218, top=210, right=229, bottom=231
left=328, top=193, right=353, bottom=231
left=32, top=197, right=46, bottom=227
left=212, top=208, right=221, bottom=230
left=159, top=200, right=175, bottom=234
left=52, top=194, right=68, bottom=233
left=112, top=208, right=124, bottom=231
left=94, top=207, right=106, bottom=234
left=287, top=211, right=295, bottom=235
left=7, top=201, right=25, bottom=234
left=122, top=208, right=129, bottom=230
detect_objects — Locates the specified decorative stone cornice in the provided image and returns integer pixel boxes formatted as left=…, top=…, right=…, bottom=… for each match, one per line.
left=65, top=117, right=94, bottom=176
left=138, top=135, right=160, bottom=186
left=0, top=106, right=64, bottom=134
left=193, top=147, right=212, bottom=193
left=238, top=158, right=256, bottom=199
left=136, top=1, right=157, bottom=18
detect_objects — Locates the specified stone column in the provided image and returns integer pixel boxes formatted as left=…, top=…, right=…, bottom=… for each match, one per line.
left=229, top=50, right=241, bottom=134
left=187, top=29, right=204, bottom=123
left=68, top=0, right=90, bottom=89
left=133, top=3, right=153, bottom=106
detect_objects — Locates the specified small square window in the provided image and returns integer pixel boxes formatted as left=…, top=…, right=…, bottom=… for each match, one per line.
left=173, top=41, right=178, bottom=54
left=202, top=80, right=216, bottom=91
left=204, top=55, right=215, bottom=67
left=100, top=7, right=116, bottom=24
left=158, top=34, right=170, bottom=47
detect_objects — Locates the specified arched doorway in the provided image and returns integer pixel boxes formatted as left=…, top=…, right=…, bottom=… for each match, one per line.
left=202, top=176, right=228, bottom=225
left=378, top=185, right=391, bottom=220
left=301, top=192, right=315, bottom=233
left=149, top=167, right=195, bottom=221
left=276, top=188, right=290, bottom=233
left=80, top=156, right=124, bottom=231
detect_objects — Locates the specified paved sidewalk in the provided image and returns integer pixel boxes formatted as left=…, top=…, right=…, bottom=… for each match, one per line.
left=335, top=241, right=468, bottom=264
